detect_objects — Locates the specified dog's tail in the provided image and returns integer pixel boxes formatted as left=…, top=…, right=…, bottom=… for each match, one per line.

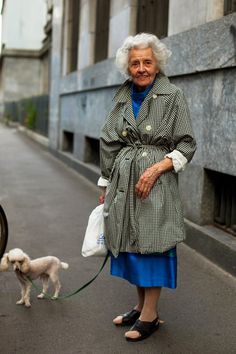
left=61, top=262, right=69, bottom=270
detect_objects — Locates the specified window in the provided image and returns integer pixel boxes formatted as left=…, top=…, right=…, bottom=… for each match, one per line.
left=84, top=137, right=100, bottom=166
left=213, top=171, right=236, bottom=236
left=94, top=0, right=110, bottom=63
left=224, top=0, right=236, bottom=15
left=64, top=0, right=80, bottom=73
left=136, top=0, right=169, bottom=38
left=62, top=131, right=74, bottom=153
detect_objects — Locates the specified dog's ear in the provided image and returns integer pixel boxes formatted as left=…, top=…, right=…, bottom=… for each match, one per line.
left=0, top=253, right=10, bottom=271
left=21, top=254, right=31, bottom=273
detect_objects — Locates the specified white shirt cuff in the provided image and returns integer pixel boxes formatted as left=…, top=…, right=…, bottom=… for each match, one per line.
left=165, top=150, right=188, bottom=172
left=97, top=176, right=109, bottom=187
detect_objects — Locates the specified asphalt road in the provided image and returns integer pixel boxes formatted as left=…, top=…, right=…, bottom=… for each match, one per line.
left=0, top=125, right=236, bottom=354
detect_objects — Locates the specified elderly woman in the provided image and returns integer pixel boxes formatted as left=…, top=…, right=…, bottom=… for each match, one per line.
left=98, top=33, right=196, bottom=342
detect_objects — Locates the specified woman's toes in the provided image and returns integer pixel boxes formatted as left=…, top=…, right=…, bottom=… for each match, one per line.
left=113, top=315, right=123, bottom=324
left=124, top=330, right=140, bottom=340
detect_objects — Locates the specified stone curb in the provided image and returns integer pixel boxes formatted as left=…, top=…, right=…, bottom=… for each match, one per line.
left=18, top=126, right=49, bottom=147
left=185, top=220, right=236, bottom=276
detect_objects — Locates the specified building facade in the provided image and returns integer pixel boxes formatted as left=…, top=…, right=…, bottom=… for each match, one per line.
left=0, top=0, right=48, bottom=103
left=3, top=0, right=236, bottom=270
left=0, top=0, right=53, bottom=135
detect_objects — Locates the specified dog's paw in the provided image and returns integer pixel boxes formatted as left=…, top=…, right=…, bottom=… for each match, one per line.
left=37, top=293, right=45, bottom=299
left=24, top=302, right=31, bottom=308
left=51, top=296, right=58, bottom=300
left=16, top=300, right=24, bottom=305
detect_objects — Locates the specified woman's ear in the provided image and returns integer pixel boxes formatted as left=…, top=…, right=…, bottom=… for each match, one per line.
left=21, top=254, right=30, bottom=273
left=0, top=253, right=10, bottom=271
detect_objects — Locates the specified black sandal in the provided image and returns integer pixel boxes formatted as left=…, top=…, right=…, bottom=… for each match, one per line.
left=125, top=317, right=159, bottom=342
left=114, top=309, right=141, bottom=326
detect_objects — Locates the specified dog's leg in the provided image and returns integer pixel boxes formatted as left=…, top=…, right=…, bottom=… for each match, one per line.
left=16, top=283, right=26, bottom=306
left=37, top=275, right=49, bottom=299
left=49, top=273, right=61, bottom=299
left=53, top=279, right=61, bottom=299
left=23, top=283, right=32, bottom=308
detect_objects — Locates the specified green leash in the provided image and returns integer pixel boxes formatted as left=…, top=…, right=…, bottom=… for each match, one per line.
left=27, top=254, right=109, bottom=300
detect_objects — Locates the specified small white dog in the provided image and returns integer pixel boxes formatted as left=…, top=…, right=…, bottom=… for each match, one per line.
left=0, top=248, right=69, bottom=307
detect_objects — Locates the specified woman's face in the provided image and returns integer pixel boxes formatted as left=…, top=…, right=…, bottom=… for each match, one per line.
left=128, top=47, right=159, bottom=90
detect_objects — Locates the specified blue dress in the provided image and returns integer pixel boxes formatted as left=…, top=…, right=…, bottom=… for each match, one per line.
left=110, top=81, right=177, bottom=289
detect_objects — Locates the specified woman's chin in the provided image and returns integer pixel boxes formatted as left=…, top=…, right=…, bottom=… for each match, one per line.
left=134, top=78, right=153, bottom=90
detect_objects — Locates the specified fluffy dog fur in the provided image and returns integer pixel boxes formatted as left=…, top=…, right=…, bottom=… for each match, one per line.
left=0, top=248, right=69, bottom=307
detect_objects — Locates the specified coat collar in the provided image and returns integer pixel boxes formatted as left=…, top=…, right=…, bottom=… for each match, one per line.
left=113, top=73, right=173, bottom=103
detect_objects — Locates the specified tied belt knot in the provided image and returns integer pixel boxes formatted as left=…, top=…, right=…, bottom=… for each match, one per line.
left=126, top=142, right=168, bottom=151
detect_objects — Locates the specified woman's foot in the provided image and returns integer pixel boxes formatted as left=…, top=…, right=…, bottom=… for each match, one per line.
left=125, top=317, right=159, bottom=341
left=113, top=308, right=141, bottom=326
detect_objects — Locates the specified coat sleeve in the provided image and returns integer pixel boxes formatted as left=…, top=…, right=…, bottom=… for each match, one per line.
left=99, top=106, right=124, bottom=184
left=170, top=89, right=197, bottom=164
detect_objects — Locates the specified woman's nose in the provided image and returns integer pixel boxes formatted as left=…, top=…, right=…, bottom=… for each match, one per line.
left=138, top=62, right=145, bottom=72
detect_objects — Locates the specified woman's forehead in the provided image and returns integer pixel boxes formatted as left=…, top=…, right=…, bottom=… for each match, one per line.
left=128, top=47, right=155, bottom=61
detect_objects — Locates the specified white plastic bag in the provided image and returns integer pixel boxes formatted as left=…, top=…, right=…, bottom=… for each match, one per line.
left=81, top=204, right=107, bottom=257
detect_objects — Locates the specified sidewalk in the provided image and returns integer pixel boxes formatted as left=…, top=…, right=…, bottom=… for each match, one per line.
left=0, top=124, right=236, bottom=354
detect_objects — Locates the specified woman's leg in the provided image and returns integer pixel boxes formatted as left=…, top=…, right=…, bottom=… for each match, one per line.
left=113, top=286, right=145, bottom=324
left=124, top=287, right=161, bottom=339
left=140, top=287, right=161, bottom=321
left=135, top=286, right=145, bottom=311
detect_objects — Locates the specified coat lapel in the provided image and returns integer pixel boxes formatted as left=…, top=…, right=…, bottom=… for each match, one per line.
left=113, top=80, right=138, bottom=132
left=123, top=98, right=138, bottom=131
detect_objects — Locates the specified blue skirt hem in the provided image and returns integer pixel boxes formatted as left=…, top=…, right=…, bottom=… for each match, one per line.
left=111, top=272, right=177, bottom=289
left=110, top=250, right=177, bottom=289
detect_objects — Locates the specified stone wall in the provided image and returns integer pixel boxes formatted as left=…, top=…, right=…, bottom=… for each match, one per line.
left=168, top=0, right=224, bottom=35
left=108, top=0, right=137, bottom=57
left=172, top=67, right=236, bottom=225
left=1, top=56, right=42, bottom=102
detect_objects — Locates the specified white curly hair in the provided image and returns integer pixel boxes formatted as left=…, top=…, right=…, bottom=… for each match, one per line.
left=116, top=33, right=171, bottom=78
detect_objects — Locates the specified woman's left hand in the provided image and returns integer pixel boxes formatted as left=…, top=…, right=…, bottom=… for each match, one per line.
left=135, top=158, right=173, bottom=200
left=135, top=166, right=161, bottom=200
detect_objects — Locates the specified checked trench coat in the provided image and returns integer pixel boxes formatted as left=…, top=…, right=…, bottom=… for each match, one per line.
left=100, top=74, right=196, bottom=257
